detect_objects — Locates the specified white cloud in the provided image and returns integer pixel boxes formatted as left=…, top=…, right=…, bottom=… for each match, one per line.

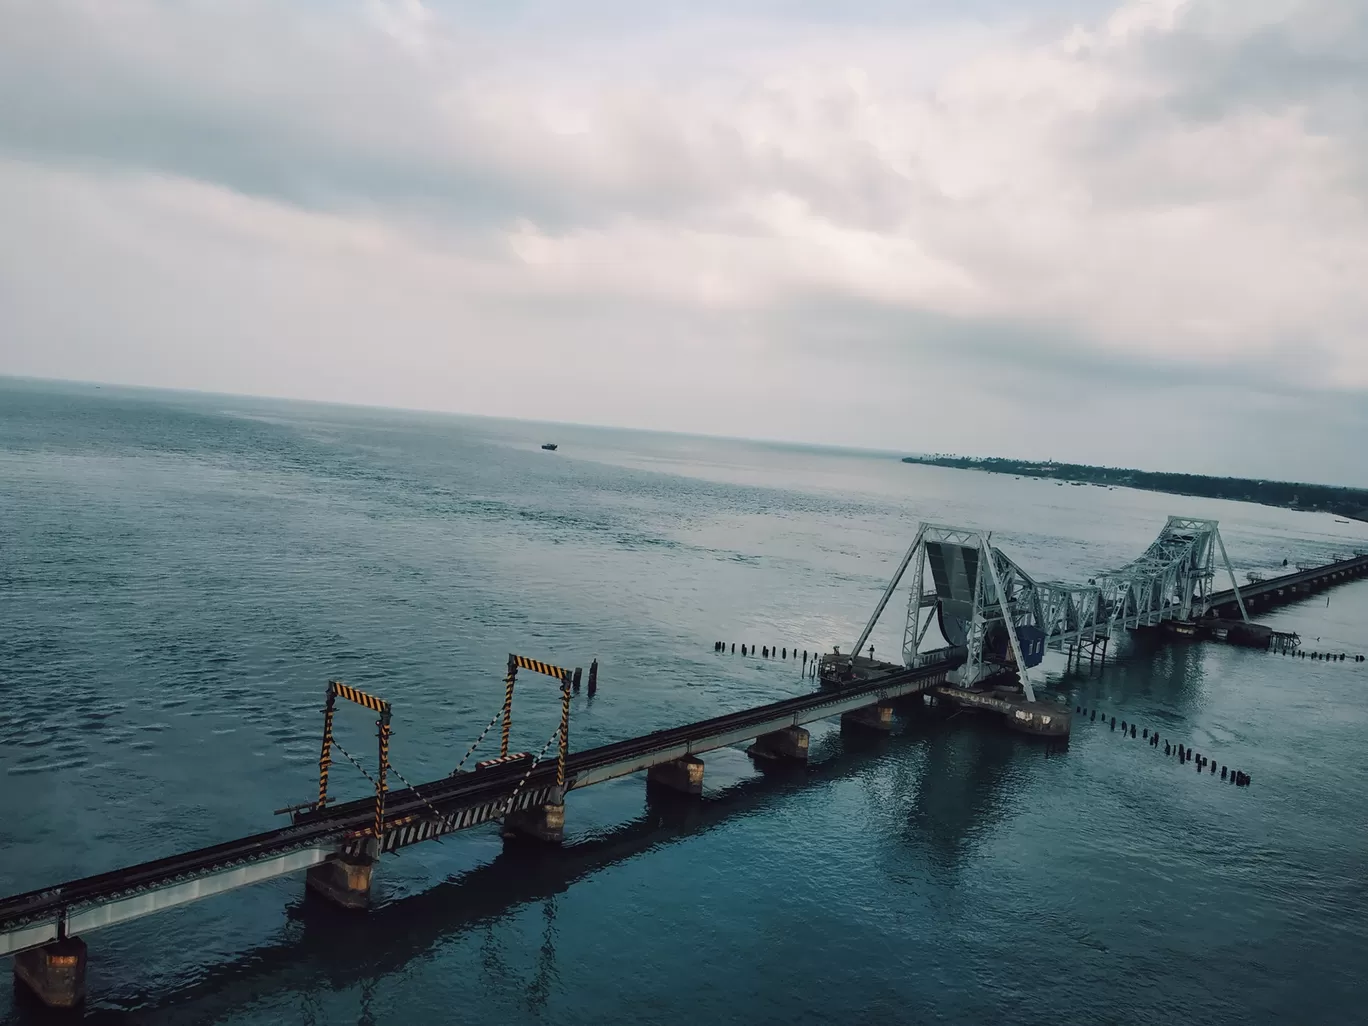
left=0, top=0, right=1365, bottom=480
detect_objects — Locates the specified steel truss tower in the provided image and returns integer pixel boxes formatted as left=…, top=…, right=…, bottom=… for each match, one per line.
left=848, top=517, right=1248, bottom=698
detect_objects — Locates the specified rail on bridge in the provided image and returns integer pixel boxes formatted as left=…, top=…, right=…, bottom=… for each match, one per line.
left=1207, top=551, right=1368, bottom=618
left=849, top=516, right=1250, bottom=697
left=0, top=649, right=957, bottom=1008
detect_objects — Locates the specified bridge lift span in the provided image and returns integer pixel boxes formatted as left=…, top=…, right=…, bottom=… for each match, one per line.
left=849, top=516, right=1250, bottom=699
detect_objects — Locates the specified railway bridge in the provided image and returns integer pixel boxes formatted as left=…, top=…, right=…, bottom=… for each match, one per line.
left=846, top=517, right=1366, bottom=701
left=1, top=656, right=955, bottom=1008
left=4, top=514, right=1364, bottom=1008
left=1207, top=552, right=1368, bottom=618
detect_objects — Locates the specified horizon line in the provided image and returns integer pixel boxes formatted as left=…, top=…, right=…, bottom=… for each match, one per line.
left=4, top=371, right=1365, bottom=493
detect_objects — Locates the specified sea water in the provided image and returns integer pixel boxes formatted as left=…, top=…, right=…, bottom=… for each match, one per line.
left=1, top=378, right=1366, bottom=1025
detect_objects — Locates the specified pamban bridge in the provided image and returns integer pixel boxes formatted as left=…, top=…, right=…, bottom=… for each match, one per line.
left=3, top=516, right=1365, bottom=1008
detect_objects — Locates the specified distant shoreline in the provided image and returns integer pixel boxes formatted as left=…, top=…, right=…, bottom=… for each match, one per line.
left=900, top=455, right=1368, bottom=526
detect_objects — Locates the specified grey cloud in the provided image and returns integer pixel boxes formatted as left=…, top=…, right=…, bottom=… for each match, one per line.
left=0, top=2, right=906, bottom=237
left=1156, top=2, right=1368, bottom=125
left=0, top=5, right=566, bottom=226
left=766, top=291, right=1349, bottom=401
left=1074, top=1, right=1368, bottom=204
left=0, top=3, right=997, bottom=236
left=1, top=0, right=1366, bottom=484
left=5, top=0, right=1364, bottom=231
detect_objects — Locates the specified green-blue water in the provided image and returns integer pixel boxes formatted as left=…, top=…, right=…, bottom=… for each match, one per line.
left=2, top=378, right=1366, bottom=1025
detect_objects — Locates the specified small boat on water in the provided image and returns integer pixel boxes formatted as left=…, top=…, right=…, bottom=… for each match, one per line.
left=541, top=443, right=558, bottom=451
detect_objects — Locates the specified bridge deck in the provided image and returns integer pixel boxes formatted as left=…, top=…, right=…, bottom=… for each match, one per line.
left=0, top=659, right=952, bottom=957
left=1207, top=553, right=1368, bottom=611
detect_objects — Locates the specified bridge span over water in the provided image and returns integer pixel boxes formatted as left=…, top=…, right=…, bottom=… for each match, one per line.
left=4, top=513, right=1365, bottom=1008
left=0, top=657, right=956, bottom=1006
left=848, top=516, right=1257, bottom=703
left=848, top=516, right=1366, bottom=702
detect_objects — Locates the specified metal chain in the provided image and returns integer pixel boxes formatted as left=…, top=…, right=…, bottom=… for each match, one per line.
left=388, top=761, right=448, bottom=826
left=337, top=734, right=450, bottom=842
left=453, top=709, right=504, bottom=775
left=499, top=727, right=562, bottom=817
left=331, top=738, right=377, bottom=789
left=340, top=714, right=558, bottom=825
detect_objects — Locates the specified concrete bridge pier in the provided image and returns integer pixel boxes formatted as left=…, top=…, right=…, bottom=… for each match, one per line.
left=747, top=726, right=809, bottom=763
left=502, top=803, right=566, bottom=844
left=647, top=755, right=705, bottom=796
left=13, top=936, right=87, bottom=1009
left=841, top=702, right=895, bottom=733
left=889, top=691, right=931, bottom=715
left=305, top=852, right=376, bottom=910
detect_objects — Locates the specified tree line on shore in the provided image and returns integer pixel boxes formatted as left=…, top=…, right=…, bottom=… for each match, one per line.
left=900, top=455, right=1368, bottom=524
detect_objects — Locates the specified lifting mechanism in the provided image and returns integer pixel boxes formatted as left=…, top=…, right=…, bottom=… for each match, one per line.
left=315, top=680, right=392, bottom=842
left=848, top=517, right=1250, bottom=697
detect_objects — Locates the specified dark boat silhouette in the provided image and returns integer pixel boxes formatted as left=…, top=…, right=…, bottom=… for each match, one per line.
left=541, top=443, right=558, bottom=451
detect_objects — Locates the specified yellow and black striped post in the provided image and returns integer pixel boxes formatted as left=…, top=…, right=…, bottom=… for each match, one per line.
left=501, top=654, right=577, bottom=782
left=317, top=689, right=337, bottom=810
left=501, top=655, right=518, bottom=759
left=330, top=680, right=389, bottom=715
left=556, top=669, right=576, bottom=790
left=511, top=655, right=573, bottom=679
left=374, top=710, right=391, bottom=841
left=321, top=680, right=392, bottom=833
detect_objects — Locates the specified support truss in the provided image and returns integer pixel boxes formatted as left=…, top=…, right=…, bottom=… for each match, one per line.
left=852, top=523, right=1041, bottom=702
left=1093, top=517, right=1248, bottom=631
left=850, top=515, right=1249, bottom=697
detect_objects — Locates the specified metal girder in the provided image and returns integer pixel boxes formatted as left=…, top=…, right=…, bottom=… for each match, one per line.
left=353, top=783, right=563, bottom=857
left=852, top=523, right=1043, bottom=699
left=564, top=667, right=951, bottom=790
left=0, top=845, right=337, bottom=957
left=854, top=523, right=928, bottom=664
left=983, top=539, right=1037, bottom=703
left=0, top=656, right=960, bottom=960
left=1094, top=517, right=1247, bottom=632
left=856, top=515, right=1250, bottom=696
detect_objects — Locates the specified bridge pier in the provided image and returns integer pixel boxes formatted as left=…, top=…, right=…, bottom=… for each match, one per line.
left=841, top=702, right=895, bottom=733
left=13, top=936, right=86, bottom=1009
left=305, top=853, right=375, bottom=910
left=747, top=726, right=809, bottom=763
left=647, top=755, right=705, bottom=796
left=888, top=690, right=932, bottom=715
left=501, top=803, right=566, bottom=844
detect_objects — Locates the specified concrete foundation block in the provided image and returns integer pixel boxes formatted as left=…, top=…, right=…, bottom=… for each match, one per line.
left=502, top=802, right=566, bottom=844
left=13, top=936, right=87, bottom=1009
left=747, top=726, right=810, bottom=762
left=841, top=702, right=895, bottom=733
left=305, top=853, right=375, bottom=909
left=646, top=755, right=705, bottom=795
left=888, top=692, right=930, bottom=715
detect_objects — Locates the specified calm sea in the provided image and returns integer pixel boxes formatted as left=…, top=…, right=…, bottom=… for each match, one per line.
left=1, top=378, right=1366, bottom=1025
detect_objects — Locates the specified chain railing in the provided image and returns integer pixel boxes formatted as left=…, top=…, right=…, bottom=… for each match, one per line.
left=499, top=727, right=562, bottom=818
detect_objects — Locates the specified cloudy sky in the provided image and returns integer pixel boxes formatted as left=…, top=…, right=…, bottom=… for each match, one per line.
left=1, top=0, right=1365, bottom=484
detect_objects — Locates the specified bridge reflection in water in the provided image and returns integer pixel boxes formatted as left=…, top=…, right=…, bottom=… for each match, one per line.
left=64, top=718, right=1031, bottom=1025
left=5, top=515, right=1363, bottom=1009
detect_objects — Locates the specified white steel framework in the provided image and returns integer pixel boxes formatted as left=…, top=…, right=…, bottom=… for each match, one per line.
left=1092, top=516, right=1248, bottom=630
left=848, top=516, right=1248, bottom=697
